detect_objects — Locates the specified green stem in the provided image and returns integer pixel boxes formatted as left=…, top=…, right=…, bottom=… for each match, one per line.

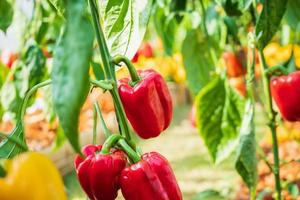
left=246, top=36, right=257, bottom=200
left=259, top=50, right=281, bottom=200
left=0, top=132, right=28, bottom=151
left=110, top=85, right=132, bottom=142
left=92, top=104, right=97, bottom=144
left=88, top=0, right=115, bottom=80
left=265, top=65, right=288, bottom=77
left=118, top=139, right=140, bottom=163
left=88, top=0, right=134, bottom=145
left=20, top=80, right=52, bottom=120
left=90, top=79, right=113, bottom=90
left=100, top=134, right=123, bottom=154
left=94, top=102, right=111, bottom=139
left=0, top=164, right=6, bottom=178
left=112, top=55, right=140, bottom=83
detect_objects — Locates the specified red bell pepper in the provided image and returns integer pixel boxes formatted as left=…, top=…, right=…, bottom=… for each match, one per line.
left=74, top=144, right=127, bottom=200
left=270, top=71, right=300, bottom=122
left=118, top=69, right=173, bottom=139
left=132, top=42, right=154, bottom=63
left=120, top=152, right=182, bottom=200
left=222, top=51, right=246, bottom=77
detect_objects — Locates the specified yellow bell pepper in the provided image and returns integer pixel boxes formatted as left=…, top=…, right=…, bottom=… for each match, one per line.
left=0, top=152, right=67, bottom=200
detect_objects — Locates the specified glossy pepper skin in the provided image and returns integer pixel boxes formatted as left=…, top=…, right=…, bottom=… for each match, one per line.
left=270, top=71, right=300, bottom=122
left=0, top=152, right=67, bottom=200
left=120, top=152, right=182, bottom=200
left=74, top=144, right=127, bottom=200
left=118, top=69, right=173, bottom=139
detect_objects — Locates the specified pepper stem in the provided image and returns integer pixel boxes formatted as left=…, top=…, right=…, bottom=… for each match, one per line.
left=100, top=134, right=123, bottom=154
left=94, top=102, right=112, bottom=139
left=112, top=55, right=141, bottom=83
left=118, top=139, right=141, bottom=163
left=259, top=50, right=282, bottom=200
left=265, top=65, right=289, bottom=77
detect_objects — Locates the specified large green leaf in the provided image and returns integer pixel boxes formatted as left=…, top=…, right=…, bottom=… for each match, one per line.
left=99, top=0, right=153, bottom=59
left=52, top=0, right=94, bottom=154
left=0, top=123, right=26, bottom=159
left=195, top=76, right=244, bottom=164
left=255, top=0, right=288, bottom=49
left=182, top=28, right=215, bottom=96
left=0, top=0, right=13, bottom=32
left=46, top=0, right=65, bottom=18
left=235, top=100, right=257, bottom=190
left=284, top=0, right=300, bottom=31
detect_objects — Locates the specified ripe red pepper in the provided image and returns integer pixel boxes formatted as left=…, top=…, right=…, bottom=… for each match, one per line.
left=132, top=42, right=154, bottom=63
left=120, top=152, right=182, bottom=200
left=118, top=69, right=173, bottom=139
left=270, top=71, right=300, bottom=122
left=222, top=51, right=246, bottom=77
left=74, top=144, right=127, bottom=200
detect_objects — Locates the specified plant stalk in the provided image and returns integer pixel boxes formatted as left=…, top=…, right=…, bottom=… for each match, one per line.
left=259, top=50, right=281, bottom=200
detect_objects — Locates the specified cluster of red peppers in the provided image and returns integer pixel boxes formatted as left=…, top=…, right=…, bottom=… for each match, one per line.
left=74, top=56, right=181, bottom=199
left=75, top=142, right=182, bottom=200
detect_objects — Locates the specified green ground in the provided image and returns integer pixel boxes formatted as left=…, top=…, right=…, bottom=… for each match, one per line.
left=64, top=105, right=239, bottom=200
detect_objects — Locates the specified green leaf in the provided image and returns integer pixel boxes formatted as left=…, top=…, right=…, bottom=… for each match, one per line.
left=192, top=189, right=225, bottom=200
left=235, top=100, right=257, bottom=190
left=284, top=0, right=300, bottom=31
left=47, top=0, right=65, bottom=18
left=287, top=183, right=300, bottom=198
left=100, top=0, right=153, bottom=59
left=195, top=76, right=244, bottom=163
left=52, top=0, right=94, bottom=154
left=154, top=5, right=178, bottom=55
left=255, top=0, right=288, bottom=49
left=0, top=122, right=26, bottom=159
left=182, top=28, right=215, bottom=96
left=91, top=61, right=105, bottom=80
left=1, top=44, right=47, bottom=116
left=0, top=0, right=13, bottom=32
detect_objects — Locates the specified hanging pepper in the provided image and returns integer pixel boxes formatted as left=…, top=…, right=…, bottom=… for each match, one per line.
left=270, top=71, right=300, bottom=122
left=74, top=144, right=127, bottom=200
left=222, top=51, right=246, bottom=77
left=118, top=69, right=173, bottom=139
left=120, top=152, right=182, bottom=200
left=0, top=50, right=16, bottom=69
left=0, top=152, right=67, bottom=200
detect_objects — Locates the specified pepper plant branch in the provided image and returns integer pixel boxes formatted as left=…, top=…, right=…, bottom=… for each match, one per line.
left=259, top=50, right=282, bottom=200
left=88, top=0, right=134, bottom=144
left=92, top=104, right=98, bottom=144
left=90, top=79, right=113, bottom=90
left=112, top=55, right=141, bottom=83
left=118, top=139, right=141, bottom=163
left=94, top=101, right=111, bottom=139
left=101, top=134, right=123, bottom=154
left=88, top=0, right=115, bottom=80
